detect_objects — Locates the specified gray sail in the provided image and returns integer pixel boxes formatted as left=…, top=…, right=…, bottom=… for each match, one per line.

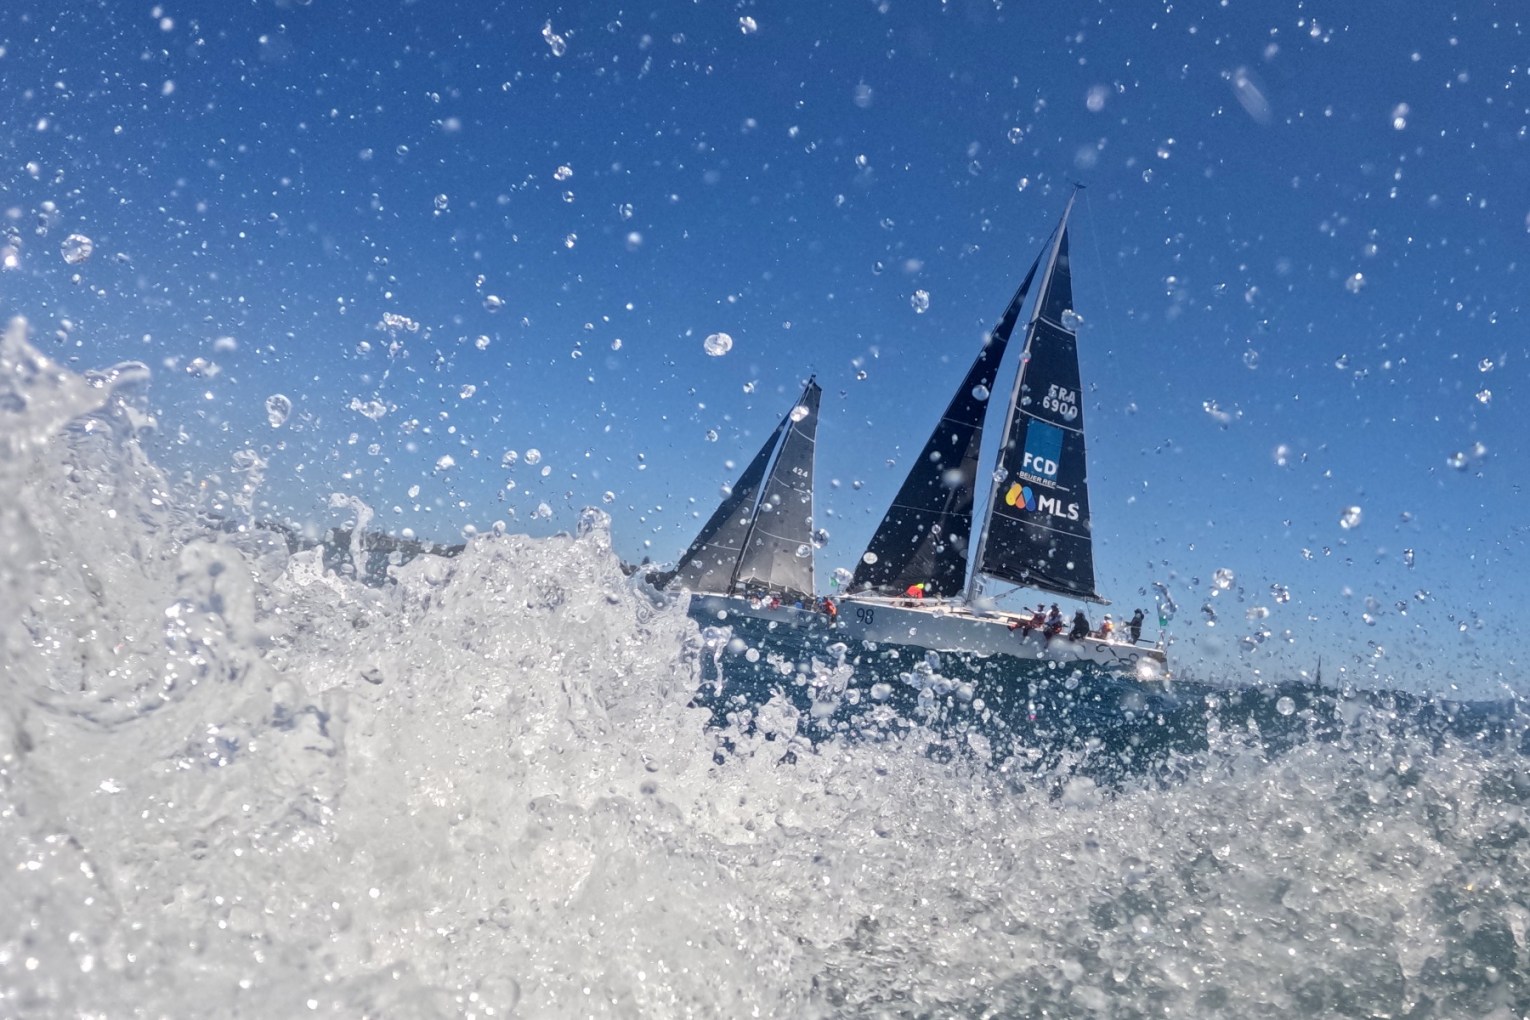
left=664, top=379, right=820, bottom=598
left=849, top=253, right=1041, bottom=598
left=733, top=380, right=821, bottom=602
left=665, top=411, right=790, bottom=595
left=976, top=220, right=1102, bottom=603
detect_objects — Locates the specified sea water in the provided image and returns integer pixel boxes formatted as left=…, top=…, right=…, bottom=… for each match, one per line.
left=4, top=321, right=1530, bottom=1018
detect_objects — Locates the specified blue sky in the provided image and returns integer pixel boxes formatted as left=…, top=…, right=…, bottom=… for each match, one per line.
left=3, top=0, right=1525, bottom=691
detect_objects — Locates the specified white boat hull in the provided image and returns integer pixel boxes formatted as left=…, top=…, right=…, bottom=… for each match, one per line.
left=687, top=593, right=1168, bottom=677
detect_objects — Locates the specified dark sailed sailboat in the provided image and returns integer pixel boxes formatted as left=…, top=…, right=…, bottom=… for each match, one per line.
left=836, top=191, right=1168, bottom=676
left=654, top=378, right=831, bottom=629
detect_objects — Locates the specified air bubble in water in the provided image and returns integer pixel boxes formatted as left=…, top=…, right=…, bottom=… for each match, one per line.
left=523, top=448, right=542, bottom=465
left=554, top=165, right=573, bottom=181
left=790, top=404, right=810, bottom=422
left=1007, top=126, right=1023, bottom=144
left=1475, top=389, right=1491, bottom=405
left=861, top=551, right=879, bottom=565
left=483, top=295, right=504, bottom=312
left=433, top=194, right=449, bottom=211
left=704, top=429, right=719, bottom=442
left=795, top=544, right=811, bottom=559
left=1479, top=358, right=1495, bottom=373
left=1344, top=272, right=1365, bottom=293
left=972, top=384, right=990, bottom=401
left=911, top=290, right=930, bottom=314
left=1446, top=451, right=1468, bottom=470
left=265, top=393, right=292, bottom=428
left=475, top=335, right=490, bottom=350
left=459, top=384, right=476, bottom=399
left=1270, top=583, right=1290, bottom=603
left=1339, top=506, right=1362, bottom=529
left=1275, top=696, right=1296, bottom=716
left=1061, top=308, right=1083, bottom=330
left=1212, top=568, right=1235, bottom=590
left=703, top=332, right=733, bottom=356
left=1243, top=349, right=1260, bottom=369
left=738, top=16, right=758, bottom=33
left=61, top=233, right=94, bottom=265
left=1403, top=548, right=1415, bottom=568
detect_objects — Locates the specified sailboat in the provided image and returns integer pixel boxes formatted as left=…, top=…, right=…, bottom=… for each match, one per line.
left=835, top=191, right=1168, bottom=676
left=654, top=377, right=831, bottom=629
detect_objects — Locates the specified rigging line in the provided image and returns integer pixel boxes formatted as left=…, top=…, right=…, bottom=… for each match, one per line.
left=1082, top=187, right=1120, bottom=363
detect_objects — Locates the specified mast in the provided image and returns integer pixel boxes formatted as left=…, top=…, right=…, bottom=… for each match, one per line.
left=731, top=377, right=820, bottom=600
left=964, top=187, right=1081, bottom=604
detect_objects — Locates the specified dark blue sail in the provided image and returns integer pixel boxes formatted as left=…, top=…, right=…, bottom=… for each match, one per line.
left=976, top=223, right=1102, bottom=603
left=850, top=253, right=1042, bottom=598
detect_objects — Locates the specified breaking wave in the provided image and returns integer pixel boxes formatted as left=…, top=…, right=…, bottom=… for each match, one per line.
left=4, top=321, right=1529, bottom=1018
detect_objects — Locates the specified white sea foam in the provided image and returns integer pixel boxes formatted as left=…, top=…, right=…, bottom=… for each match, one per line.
left=3, top=321, right=1527, bottom=1018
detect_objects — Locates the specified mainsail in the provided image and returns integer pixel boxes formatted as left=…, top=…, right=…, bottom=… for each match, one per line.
left=849, top=253, right=1042, bottom=598
left=973, top=195, right=1102, bottom=603
left=665, top=379, right=821, bottom=601
left=852, top=190, right=1105, bottom=607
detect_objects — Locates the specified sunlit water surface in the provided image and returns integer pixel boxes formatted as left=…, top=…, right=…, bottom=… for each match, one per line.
left=4, top=322, right=1529, bottom=1018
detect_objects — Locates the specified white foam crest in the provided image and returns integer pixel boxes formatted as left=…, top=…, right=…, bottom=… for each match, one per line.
left=3, top=336, right=1527, bottom=1017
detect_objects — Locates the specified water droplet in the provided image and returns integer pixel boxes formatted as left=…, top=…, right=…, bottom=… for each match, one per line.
left=433, top=194, right=449, bottom=211
left=475, top=335, right=490, bottom=350
left=910, top=290, right=930, bottom=314
left=564, top=233, right=577, bottom=248
left=523, top=448, right=542, bottom=465
left=1007, top=126, right=1023, bottom=144
left=1478, top=357, right=1495, bottom=373
left=853, top=83, right=874, bottom=108
left=1403, top=548, right=1415, bottom=568
left=554, top=164, right=573, bottom=181
left=971, top=384, right=990, bottom=401
left=703, top=332, right=733, bottom=356
left=1390, top=102, right=1409, bottom=130
left=861, top=551, right=879, bottom=565
left=1212, top=567, right=1235, bottom=590
left=602, top=491, right=615, bottom=504
left=1060, top=308, right=1083, bottom=330
left=738, top=15, right=758, bottom=34
left=1085, top=84, right=1108, bottom=112
left=795, top=544, right=811, bottom=559
left=704, top=429, right=719, bottom=442
left=1344, top=272, right=1365, bottom=294
left=458, top=384, right=476, bottom=399
left=60, top=233, right=94, bottom=265
left=483, top=295, right=504, bottom=312
left=1270, top=583, right=1290, bottom=604
left=790, top=404, right=810, bottom=423
left=1446, top=451, right=1469, bottom=470
left=265, top=394, right=292, bottom=428
left=855, top=370, right=868, bottom=381
left=1339, top=506, right=1363, bottom=530
left=1275, top=696, right=1296, bottom=716
left=541, top=21, right=567, bottom=56
left=1242, top=349, right=1260, bottom=369
left=870, top=682, right=892, bottom=701
left=1475, top=389, right=1492, bottom=405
